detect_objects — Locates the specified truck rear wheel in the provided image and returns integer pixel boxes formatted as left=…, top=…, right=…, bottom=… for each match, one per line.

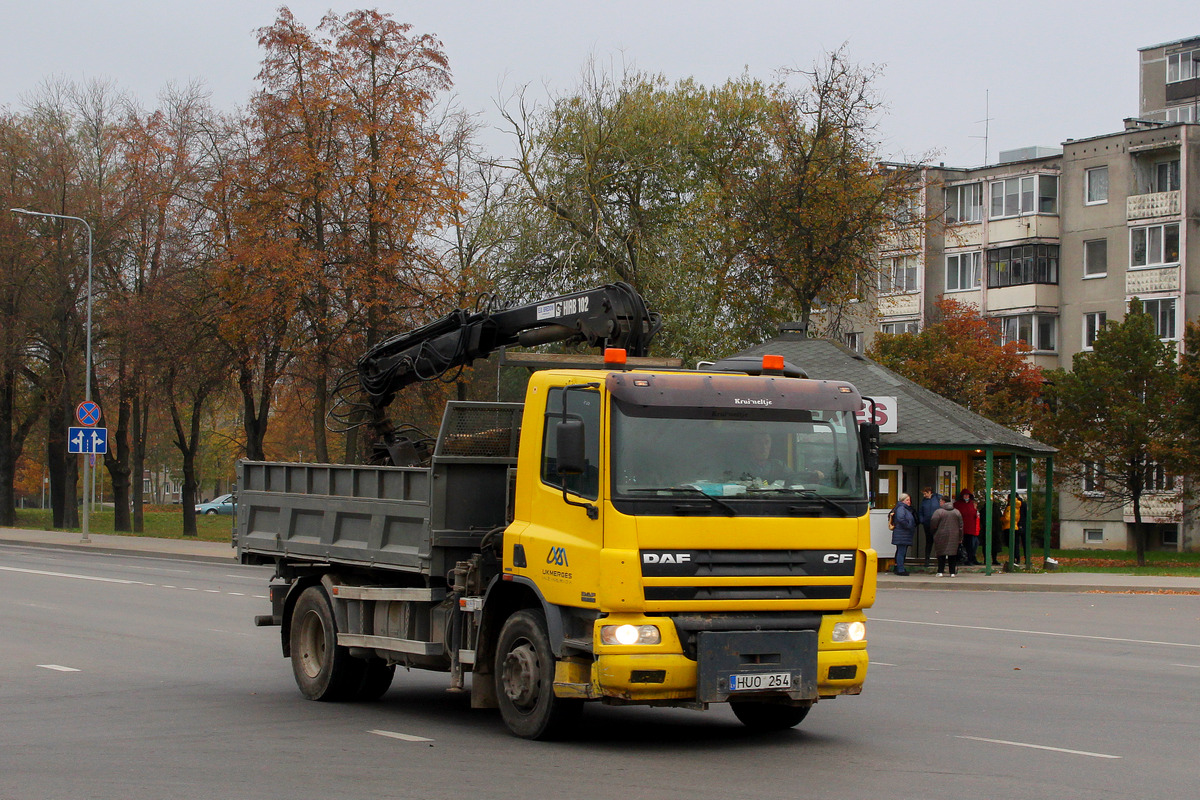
left=495, top=609, right=581, bottom=739
left=290, top=585, right=363, bottom=701
left=730, top=701, right=811, bottom=731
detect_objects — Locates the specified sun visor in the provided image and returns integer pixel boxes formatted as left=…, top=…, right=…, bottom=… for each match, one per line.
left=606, top=372, right=862, bottom=412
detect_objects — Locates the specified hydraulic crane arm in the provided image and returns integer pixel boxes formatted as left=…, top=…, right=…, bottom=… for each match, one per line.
left=356, top=282, right=660, bottom=415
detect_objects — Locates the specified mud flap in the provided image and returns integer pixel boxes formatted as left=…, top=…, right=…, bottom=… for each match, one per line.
left=695, top=630, right=818, bottom=704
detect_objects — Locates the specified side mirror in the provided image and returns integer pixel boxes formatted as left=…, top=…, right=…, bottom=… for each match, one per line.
left=860, top=422, right=880, bottom=472
left=556, top=419, right=587, bottom=476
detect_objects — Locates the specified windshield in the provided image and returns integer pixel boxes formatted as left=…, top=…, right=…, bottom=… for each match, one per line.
left=611, top=400, right=867, bottom=501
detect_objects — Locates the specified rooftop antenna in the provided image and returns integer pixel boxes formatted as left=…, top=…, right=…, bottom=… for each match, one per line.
left=970, top=90, right=992, bottom=165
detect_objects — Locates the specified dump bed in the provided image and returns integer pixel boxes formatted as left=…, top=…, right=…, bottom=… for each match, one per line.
left=236, top=402, right=523, bottom=576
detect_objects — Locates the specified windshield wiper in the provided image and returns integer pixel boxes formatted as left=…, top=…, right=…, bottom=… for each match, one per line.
left=760, top=487, right=855, bottom=517
left=623, top=486, right=738, bottom=516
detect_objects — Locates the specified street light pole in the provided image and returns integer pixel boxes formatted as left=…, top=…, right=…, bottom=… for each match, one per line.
left=10, top=208, right=95, bottom=543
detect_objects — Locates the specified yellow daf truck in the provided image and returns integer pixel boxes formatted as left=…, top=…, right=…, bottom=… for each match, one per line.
left=237, top=284, right=879, bottom=738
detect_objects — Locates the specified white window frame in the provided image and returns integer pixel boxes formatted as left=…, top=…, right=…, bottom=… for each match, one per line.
left=1084, top=528, right=1104, bottom=544
left=1165, top=106, right=1195, bottom=123
left=1144, top=462, right=1176, bottom=494
left=1082, top=461, right=1104, bottom=496
left=878, top=255, right=919, bottom=296
left=999, top=313, right=1057, bottom=352
left=1083, top=238, right=1107, bottom=278
left=1130, top=223, right=1180, bottom=269
left=1154, top=160, right=1181, bottom=192
left=1167, top=51, right=1200, bottom=83
left=988, top=174, right=1058, bottom=219
left=880, top=320, right=920, bottom=335
left=944, top=183, right=983, bottom=224
left=844, top=332, right=863, bottom=353
left=1082, top=311, right=1107, bottom=351
left=945, top=251, right=982, bottom=292
left=1085, top=166, right=1109, bottom=205
left=1140, top=297, right=1178, bottom=341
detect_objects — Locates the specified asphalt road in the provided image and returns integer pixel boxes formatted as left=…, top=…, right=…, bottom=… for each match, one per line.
left=2, top=542, right=1197, bottom=800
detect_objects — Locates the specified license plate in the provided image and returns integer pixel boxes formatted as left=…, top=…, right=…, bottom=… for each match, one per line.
left=729, top=671, right=792, bottom=691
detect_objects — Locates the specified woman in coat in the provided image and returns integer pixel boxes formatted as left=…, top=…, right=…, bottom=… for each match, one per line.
left=929, top=496, right=964, bottom=577
left=954, top=489, right=980, bottom=565
left=890, top=493, right=917, bottom=576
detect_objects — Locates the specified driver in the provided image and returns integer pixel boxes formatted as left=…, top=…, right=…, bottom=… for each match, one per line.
left=733, top=432, right=789, bottom=484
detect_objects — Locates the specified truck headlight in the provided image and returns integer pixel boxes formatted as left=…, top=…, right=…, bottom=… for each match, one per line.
left=832, top=621, right=866, bottom=643
left=600, top=624, right=661, bottom=646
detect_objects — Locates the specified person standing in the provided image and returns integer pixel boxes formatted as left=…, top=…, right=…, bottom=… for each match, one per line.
left=917, top=486, right=942, bottom=568
left=954, top=488, right=980, bottom=566
left=890, top=493, right=917, bottom=576
left=929, top=495, right=964, bottom=577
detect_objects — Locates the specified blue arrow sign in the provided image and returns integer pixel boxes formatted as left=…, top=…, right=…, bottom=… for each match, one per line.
left=68, top=427, right=108, bottom=454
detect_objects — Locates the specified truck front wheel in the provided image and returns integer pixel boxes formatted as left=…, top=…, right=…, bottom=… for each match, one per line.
left=290, top=585, right=363, bottom=701
left=730, top=701, right=811, bottom=731
left=495, top=609, right=581, bottom=739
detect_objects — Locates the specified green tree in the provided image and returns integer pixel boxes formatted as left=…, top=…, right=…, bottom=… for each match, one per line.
left=1036, top=300, right=1183, bottom=566
left=868, top=296, right=1043, bottom=428
left=728, top=49, right=925, bottom=340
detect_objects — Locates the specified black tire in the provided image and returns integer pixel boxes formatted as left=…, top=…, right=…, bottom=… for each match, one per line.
left=355, top=658, right=396, bottom=701
left=204, top=509, right=217, bottom=515
left=494, top=609, right=582, bottom=739
left=730, top=701, right=811, bottom=731
left=289, top=585, right=364, bottom=701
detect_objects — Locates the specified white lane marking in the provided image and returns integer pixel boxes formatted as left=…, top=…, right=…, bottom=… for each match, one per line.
left=869, top=661, right=897, bottom=666
left=228, top=592, right=245, bottom=596
left=38, top=664, right=80, bottom=672
left=957, top=735, right=1120, bottom=760
left=1173, top=663, right=1200, bottom=668
left=873, top=617, right=1200, bottom=649
left=369, top=729, right=433, bottom=743
left=0, top=565, right=152, bottom=586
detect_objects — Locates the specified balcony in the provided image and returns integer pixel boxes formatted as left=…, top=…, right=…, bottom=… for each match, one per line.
left=1127, top=190, right=1180, bottom=221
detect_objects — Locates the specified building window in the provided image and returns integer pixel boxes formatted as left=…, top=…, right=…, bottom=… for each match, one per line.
left=844, top=332, right=863, bottom=353
left=1154, top=160, right=1180, bottom=192
left=1000, top=314, right=1056, bottom=352
left=1167, top=50, right=1200, bottom=82
left=1082, top=461, right=1105, bottom=494
left=1085, top=167, right=1109, bottom=204
left=1084, top=528, right=1104, bottom=544
left=944, top=183, right=983, bottom=224
left=1130, top=223, right=1180, bottom=268
left=1141, top=297, right=1177, bottom=340
left=1144, top=462, right=1175, bottom=493
left=987, top=244, right=1059, bottom=288
left=1083, top=312, right=1107, bottom=350
left=945, top=251, right=982, bottom=291
left=1165, top=106, right=1194, bottom=123
left=1083, top=238, right=1107, bottom=278
left=879, top=255, right=919, bottom=295
left=989, top=175, right=1057, bottom=219
left=1162, top=526, right=1179, bottom=546
left=880, top=320, right=920, bottom=335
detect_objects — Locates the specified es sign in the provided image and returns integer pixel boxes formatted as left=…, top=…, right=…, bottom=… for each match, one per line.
left=856, top=396, right=897, bottom=433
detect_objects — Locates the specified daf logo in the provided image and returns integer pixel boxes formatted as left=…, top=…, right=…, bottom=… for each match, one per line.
left=547, top=547, right=569, bottom=566
left=824, top=553, right=855, bottom=564
left=643, top=552, right=691, bottom=564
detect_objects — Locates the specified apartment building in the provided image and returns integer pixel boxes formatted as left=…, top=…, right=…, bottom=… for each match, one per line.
left=836, top=37, right=1200, bottom=552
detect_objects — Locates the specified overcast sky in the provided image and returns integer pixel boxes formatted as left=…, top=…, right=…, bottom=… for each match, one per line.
left=1, top=1, right=1193, bottom=168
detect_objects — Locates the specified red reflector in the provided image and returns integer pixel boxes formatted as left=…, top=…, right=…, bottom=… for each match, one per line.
left=604, top=348, right=628, bottom=366
left=762, top=354, right=785, bottom=371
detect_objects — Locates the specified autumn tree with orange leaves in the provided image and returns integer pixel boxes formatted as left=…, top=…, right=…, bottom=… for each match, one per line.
left=212, top=7, right=457, bottom=463
left=868, top=296, right=1044, bottom=429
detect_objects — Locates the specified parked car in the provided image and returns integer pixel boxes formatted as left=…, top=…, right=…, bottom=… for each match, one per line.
left=195, top=493, right=235, bottom=515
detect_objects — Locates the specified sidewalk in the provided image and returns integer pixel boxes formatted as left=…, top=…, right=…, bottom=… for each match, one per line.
left=3, top=525, right=1200, bottom=592
left=876, top=565, right=1200, bottom=593
left=0, top=526, right=237, bottom=564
